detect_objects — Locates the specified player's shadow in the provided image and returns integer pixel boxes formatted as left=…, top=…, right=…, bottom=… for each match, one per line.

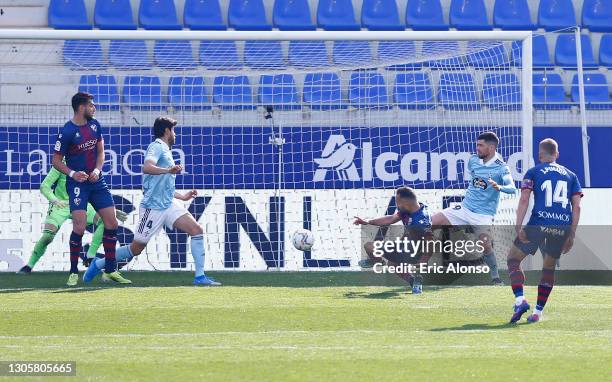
left=343, top=288, right=407, bottom=299
left=429, top=322, right=518, bottom=331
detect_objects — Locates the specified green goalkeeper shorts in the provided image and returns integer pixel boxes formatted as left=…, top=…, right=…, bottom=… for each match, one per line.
left=45, top=202, right=97, bottom=229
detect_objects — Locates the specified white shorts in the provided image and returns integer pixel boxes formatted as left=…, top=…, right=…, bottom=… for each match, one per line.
left=133, top=200, right=189, bottom=243
left=441, top=204, right=494, bottom=236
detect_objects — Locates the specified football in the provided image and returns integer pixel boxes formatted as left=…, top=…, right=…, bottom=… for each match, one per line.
left=292, top=229, right=315, bottom=251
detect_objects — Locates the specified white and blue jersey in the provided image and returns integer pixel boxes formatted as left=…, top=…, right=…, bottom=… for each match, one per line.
left=463, top=154, right=516, bottom=216
left=142, top=138, right=176, bottom=210
left=522, top=162, right=582, bottom=226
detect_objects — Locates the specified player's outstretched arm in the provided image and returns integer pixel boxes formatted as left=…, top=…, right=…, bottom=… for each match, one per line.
left=353, top=214, right=401, bottom=226
left=174, top=190, right=197, bottom=201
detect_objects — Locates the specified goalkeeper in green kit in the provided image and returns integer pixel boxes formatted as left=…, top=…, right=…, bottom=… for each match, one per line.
left=17, top=163, right=127, bottom=274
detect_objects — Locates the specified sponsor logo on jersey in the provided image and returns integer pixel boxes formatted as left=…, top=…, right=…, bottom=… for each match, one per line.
left=536, top=210, right=571, bottom=222
left=77, top=139, right=97, bottom=151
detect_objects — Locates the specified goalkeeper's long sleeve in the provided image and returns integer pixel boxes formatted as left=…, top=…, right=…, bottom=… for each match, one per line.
left=40, top=168, right=62, bottom=202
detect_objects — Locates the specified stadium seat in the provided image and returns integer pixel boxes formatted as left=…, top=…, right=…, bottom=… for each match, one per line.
left=228, top=0, right=271, bottom=30
left=109, top=40, right=152, bottom=70
left=349, top=72, right=390, bottom=109
left=78, top=75, right=119, bottom=111
left=571, top=73, right=612, bottom=109
left=168, top=76, right=211, bottom=110
left=258, top=74, right=300, bottom=110
left=154, top=40, right=197, bottom=70
left=533, top=72, right=570, bottom=110
left=510, top=35, right=553, bottom=68
left=405, top=0, right=447, bottom=30
left=317, top=0, right=360, bottom=30
left=582, top=0, right=612, bottom=32
left=493, top=0, right=535, bottom=30
left=361, top=0, right=404, bottom=31
left=139, top=0, right=182, bottom=30
left=599, top=34, right=612, bottom=68
left=538, top=0, right=576, bottom=31
left=48, top=0, right=91, bottom=29
left=424, top=41, right=465, bottom=69
left=244, top=41, right=285, bottom=69
left=438, top=72, right=481, bottom=110
left=273, top=0, right=316, bottom=30
left=184, top=0, right=226, bottom=30
left=63, top=40, right=107, bottom=70
left=393, top=73, right=435, bottom=109
left=288, top=40, right=329, bottom=68
left=122, top=76, right=162, bottom=110
left=333, top=41, right=372, bottom=66
left=378, top=41, right=422, bottom=70
left=482, top=73, right=521, bottom=110
left=466, top=41, right=508, bottom=69
left=199, top=41, right=242, bottom=69
left=449, top=0, right=491, bottom=30
left=94, top=0, right=137, bottom=30
left=303, top=73, right=346, bottom=109
left=555, top=34, right=597, bottom=69
left=213, top=75, right=256, bottom=110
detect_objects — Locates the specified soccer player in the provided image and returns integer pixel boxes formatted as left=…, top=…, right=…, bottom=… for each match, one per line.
left=431, top=131, right=516, bottom=285
left=52, top=92, right=129, bottom=286
left=16, top=163, right=127, bottom=274
left=508, top=138, right=582, bottom=323
left=84, top=117, right=220, bottom=286
left=354, top=187, right=433, bottom=294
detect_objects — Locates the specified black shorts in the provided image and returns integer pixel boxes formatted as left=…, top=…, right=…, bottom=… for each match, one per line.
left=514, top=225, right=570, bottom=259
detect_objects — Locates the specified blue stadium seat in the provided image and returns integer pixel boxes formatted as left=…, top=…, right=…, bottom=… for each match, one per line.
left=288, top=40, right=329, bottom=68
left=555, top=34, right=597, bottom=69
left=94, top=0, right=137, bottom=29
left=48, top=0, right=91, bottom=29
left=349, top=72, right=390, bottom=109
left=244, top=41, right=285, bottom=69
left=482, top=73, right=521, bottom=110
left=510, top=35, right=553, bottom=68
left=228, top=0, right=271, bottom=30
left=571, top=73, right=612, bottom=109
left=582, top=0, right=612, bottom=32
left=538, top=0, right=576, bottom=31
left=199, top=41, right=242, bottom=69
left=303, top=73, right=346, bottom=109
left=493, top=0, right=535, bottom=30
left=378, top=41, right=421, bottom=70
left=122, top=76, right=162, bottom=110
left=423, top=41, right=465, bottom=69
left=393, top=73, right=435, bottom=109
left=599, top=34, right=612, bottom=68
left=449, top=0, right=491, bottom=30
left=405, top=0, right=447, bottom=30
left=154, top=40, right=197, bottom=70
left=333, top=41, right=372, bottom=66
left=168, top=76, right=211, bottom=110
left=258, top=74, right=300, bottom=110
left=361, top=0, right=404, bottom=31
left=109, top=40, right=151, bottom=70
left=466, top=41, right=508, bottom=69
left=79, top=75, right=119, bottom=111
left=63, top=40, right=107, bottom=70
left=184, top=0, right=226, bottom=30
left=438, top=72, right=480, bottom=110
left=273, top=0, right=316, bottom=30
left=139, top=0, right=182, bottom=30
left=213, top=76, right=256, bottom=110
left=533, top=72, right=570, bottom=110
left=317, top=0, right=360, bottom=30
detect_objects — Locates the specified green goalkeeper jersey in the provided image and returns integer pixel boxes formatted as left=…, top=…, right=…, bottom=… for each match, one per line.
left=40, top=167, right=68, bottom=202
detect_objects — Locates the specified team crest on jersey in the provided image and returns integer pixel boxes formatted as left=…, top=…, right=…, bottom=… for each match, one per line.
left=90, top=124, right=97, bottom=131
left=472, top=176, right=488, bottom=189
left=75, top=132, right=80, bottom=138
left=73, top=197, right=81, bottom=206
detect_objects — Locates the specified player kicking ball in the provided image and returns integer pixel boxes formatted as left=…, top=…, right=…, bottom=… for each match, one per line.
left=354, top=187, right=433, bottom=294
left=52, top=92, right=129, bottom=286
left=17, top=161, right=127, bottom=274
left=84, top=117, right=220, bottom=286
left=431, top=131, right=516, bottom=285
left=508, top=139, right=582, bottom=324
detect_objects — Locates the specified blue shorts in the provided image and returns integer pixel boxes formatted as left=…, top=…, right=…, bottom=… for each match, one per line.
left=66, top=177, right=114, bottom=212
left=514, top=225, right=570, bottom=259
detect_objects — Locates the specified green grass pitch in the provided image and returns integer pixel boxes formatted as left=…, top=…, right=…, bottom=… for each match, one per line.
left=1, top=272, right=611, bottom=381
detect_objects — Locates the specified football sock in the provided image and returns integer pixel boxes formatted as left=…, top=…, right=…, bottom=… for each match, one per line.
left=28, top=229, right=55, bottom=268
left=102, top=228, right=117, bottom=273
left=483, top=251, right=500, bottom=279
left=86, top=222, right=104, bottom=259
left=536, top=268, right=555, bottom=312
left=94, top=245, right=133, bottom=270
left=507, top=258, right=525, bottom=303
left=69, top=231, right=83, bottom=274
left=191, top=234, right=205, bottom=278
